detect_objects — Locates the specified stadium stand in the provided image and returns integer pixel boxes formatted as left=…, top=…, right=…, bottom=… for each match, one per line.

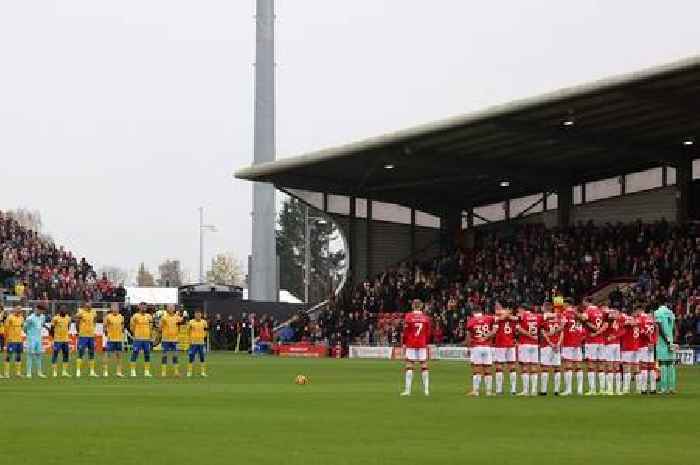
left=309, top=220, right=698, bottom=348
left=0, top=210, right=116, bottom=301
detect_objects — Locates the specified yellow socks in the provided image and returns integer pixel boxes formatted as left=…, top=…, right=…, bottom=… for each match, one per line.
left=161, top=365, right=167, bottom=377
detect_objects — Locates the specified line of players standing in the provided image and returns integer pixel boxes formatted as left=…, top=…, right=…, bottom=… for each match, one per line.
left=464, top=297, right=659, bottom=396
left=398, top=297, right=664, bottom=397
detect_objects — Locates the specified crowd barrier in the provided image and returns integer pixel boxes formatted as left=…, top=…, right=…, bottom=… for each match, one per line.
left=348, top=345, right=471, bottom=360
left=273, top=342, right=327, bottom=358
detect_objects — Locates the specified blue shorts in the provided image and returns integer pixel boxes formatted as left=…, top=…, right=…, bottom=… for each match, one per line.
left=132, top=340, right=152, bottom=353
left=162, top=341, right=178, bottom=352
left=0, top=335, right=4, bottom=350
left=106, top=341, right=123, bottom=352
left=53, top=341, right=70, bottom=352
left=7, top=342, right=23, bottom=354
left=78, top=337, right=96, bottom=351
left=188, top=344, right=206, bottom=362
left=52, top=342, right=70, bottom=362
left=26, top=339, right=43, bottom=354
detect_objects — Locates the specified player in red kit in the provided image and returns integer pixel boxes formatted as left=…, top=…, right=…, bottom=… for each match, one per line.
left=466, top=306, right=496, bottom=396
left=560, top=304, right=587, bottom=396
left=492, top=302, right=519, bottom=395
left=515, top=305, right=543, bottom=396
left=400, top=299, right=432, bottom=397
left=603, top=307, right=626, bottom=395
left=620, top=306, right=642, bottom=394
left=539, top=302, right=563, bottom=395
left=581, top=298, right=609, bottom=395
left=637, top=307, right=658, bottom=394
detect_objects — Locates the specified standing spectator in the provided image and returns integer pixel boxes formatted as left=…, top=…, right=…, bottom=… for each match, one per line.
left=212, top=313, right=224, bottom=350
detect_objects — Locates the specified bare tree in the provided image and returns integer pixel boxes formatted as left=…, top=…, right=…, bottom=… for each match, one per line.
left=98, top=266, right=130, bottom=285
left=206, top=253, right=244, bottom=287
left=7, top=208, right=43, bottom=233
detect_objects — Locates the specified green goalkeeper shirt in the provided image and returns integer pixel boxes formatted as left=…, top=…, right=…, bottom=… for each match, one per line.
left=654, top=305, right=675, bottom=361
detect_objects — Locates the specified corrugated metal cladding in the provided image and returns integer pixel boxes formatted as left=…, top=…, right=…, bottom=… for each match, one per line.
left=332, top=216, right=440, bottom=284
left=368, top=222, right=440, bottom=279
left=572, top=186, right=677, bottom=224
left=515, top=187, right=677, bottom=227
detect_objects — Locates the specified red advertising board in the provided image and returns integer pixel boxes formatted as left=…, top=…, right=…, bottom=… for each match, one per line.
left=274, top=343, right=328, bottom=358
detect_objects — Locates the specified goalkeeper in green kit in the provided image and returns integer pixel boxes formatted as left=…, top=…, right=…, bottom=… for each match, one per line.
left=654, top=303, right=677, bottom=394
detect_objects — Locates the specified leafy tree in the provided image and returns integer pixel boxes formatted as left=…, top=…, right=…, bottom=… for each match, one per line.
left=157, top=259, right=183, bottom=287
left=276, top=197, right=344, bottom=303
left=136, top=262, right=155, bottom=287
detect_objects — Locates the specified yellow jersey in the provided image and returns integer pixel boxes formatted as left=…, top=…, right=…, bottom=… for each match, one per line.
left=188, top=320, right=208, bottom=345
left=77, top=308, right=97, bottom=337
left=51, top=315, right=71, bottom=343
left=161, top=313, right=182, bottom=342
left=5, top=314, right=24, bottom=343
left=104, top=313, right=124, bottom=342
left=131, top=313, right=152, bottom=341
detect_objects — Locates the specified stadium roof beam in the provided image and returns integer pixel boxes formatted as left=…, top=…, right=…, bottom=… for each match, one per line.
left=625, top=87, right=700, bottom=126
left=493, top=117, right=675, bottom=167
left=235, top=55, right=700, bottom=217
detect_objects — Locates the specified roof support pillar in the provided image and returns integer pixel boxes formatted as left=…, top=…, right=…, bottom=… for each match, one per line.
left=675, top=157, right=692, bottom=223
left=366, top=200, right=373, bottom=278
left=440, top=207, right=462, bottom=254
left=410, top=208, right=416, bottom=257
left=557, top=184, right=572, bottom=228
left=347, top=196, right=356, bottom=286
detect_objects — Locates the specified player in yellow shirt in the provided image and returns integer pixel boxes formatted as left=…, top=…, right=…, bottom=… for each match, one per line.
left=103, top=303, right=125, bottom=377
left=50, top=305, right=72, bottom=377
left=187, top=310, right=208, bottom=377
left=4, top=307, right=25, bottom=378
left=0, top=304, right=6, bottom=366
left=75, top=303, right=99, bottom=377
left=159, top=305, right=183, bottom=377
left=129, top=303, right=153, bottom=377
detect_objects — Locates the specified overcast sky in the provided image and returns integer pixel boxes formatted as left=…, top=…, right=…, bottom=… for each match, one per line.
left=1, top=0, right=698, bottom=283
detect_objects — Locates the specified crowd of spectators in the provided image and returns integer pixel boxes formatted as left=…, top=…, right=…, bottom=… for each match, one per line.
left=297, top=220, right=700, bottom=348
left=207, top=312, right=277, bottom=352
left=0, top=211, right=123, bottom=302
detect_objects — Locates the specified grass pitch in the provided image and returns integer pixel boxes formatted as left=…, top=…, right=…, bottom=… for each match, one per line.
left=2, top=354, right=698, bottom=465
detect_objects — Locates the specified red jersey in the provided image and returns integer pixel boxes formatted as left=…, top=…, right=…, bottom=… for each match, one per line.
left=402, top=312, right=432, bottom=349
left=620, top=316, right=641, bottom=351
left=638, top=313, right=657, bottom=346
left=561, top=308, right=586, bottom=347
left=540, top=315, right=563, bottom=347
left=584, top=306, right=607, bottom=344
left=493, top=316, right=517, bottom=348
left=517, top=312, right=542, bottom=345
left=604, top=313, right=626, bottom=344
left=466, top=314, right=495, bottom=347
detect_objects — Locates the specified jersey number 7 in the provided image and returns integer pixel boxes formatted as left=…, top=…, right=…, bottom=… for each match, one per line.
left=414, top=322, right=423, bottom=336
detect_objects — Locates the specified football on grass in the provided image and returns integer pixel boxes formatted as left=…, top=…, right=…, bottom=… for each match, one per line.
left=294, top=374, right=309, bottom=385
